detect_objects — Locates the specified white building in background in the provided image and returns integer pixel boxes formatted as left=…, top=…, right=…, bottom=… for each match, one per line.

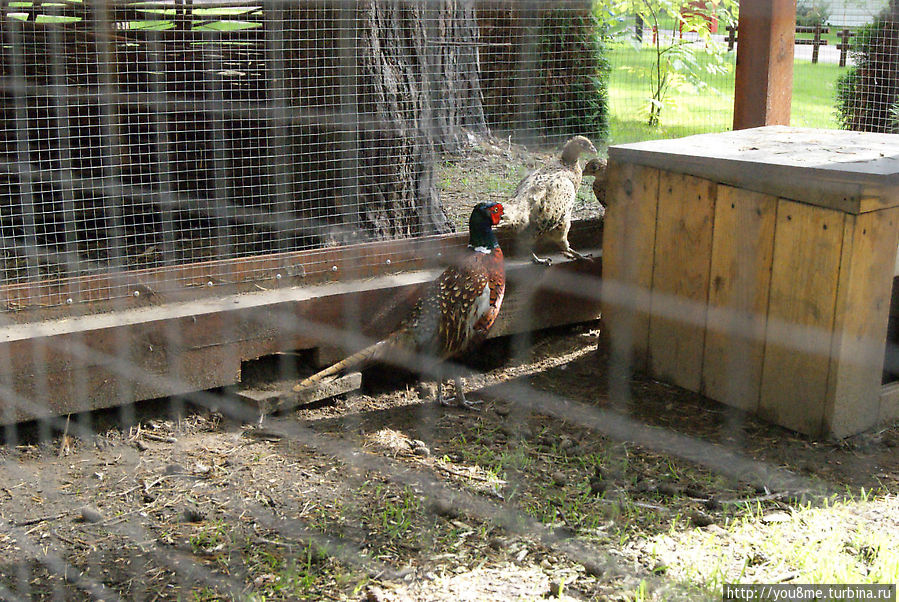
left=819, top=0, right=890, bottom=27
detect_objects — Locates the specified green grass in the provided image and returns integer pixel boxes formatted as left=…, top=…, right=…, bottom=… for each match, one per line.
left=646, top=493, right=899, bottom=597
left=607, top=43, right=843, bottom=145
left=792, top=60, right=843, bottom=129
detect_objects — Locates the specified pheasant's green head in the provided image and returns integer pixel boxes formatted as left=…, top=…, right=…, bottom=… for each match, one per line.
left=468, top=201, right=503, bottom=251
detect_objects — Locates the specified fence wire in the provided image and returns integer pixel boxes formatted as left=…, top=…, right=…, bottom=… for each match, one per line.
left=1, top=1, right=898, bottom=601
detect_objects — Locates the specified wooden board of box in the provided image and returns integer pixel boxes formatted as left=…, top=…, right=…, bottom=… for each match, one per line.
left=603, top=126, right=899, bottom=437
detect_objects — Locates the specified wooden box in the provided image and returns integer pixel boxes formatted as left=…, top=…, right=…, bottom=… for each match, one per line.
left=604, top=126, right=899, bottom=437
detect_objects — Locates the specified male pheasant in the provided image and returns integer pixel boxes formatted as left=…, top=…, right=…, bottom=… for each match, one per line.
left=504, top=135, right=597, bottom=265
left=293, top=201, right=506, bottom=409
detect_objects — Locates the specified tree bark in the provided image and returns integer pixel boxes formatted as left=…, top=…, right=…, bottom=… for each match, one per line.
left=0, top=0, right=492, bottom=282
left=354, top=0, right=488, bottom=240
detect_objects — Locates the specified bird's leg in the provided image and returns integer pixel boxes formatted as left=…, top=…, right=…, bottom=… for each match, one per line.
left=453, top=375, right=482, bottom=411
left=436, top=376, right=482, bottom=410
left=519, top=230, right=551, bottom=267
left=558, top=229, right=593, bottom=262
left=560, top=248, right=594, bottom=262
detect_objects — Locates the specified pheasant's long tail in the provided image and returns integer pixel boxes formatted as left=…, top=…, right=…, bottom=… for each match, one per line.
left=293, top=338, right=392, bottom=391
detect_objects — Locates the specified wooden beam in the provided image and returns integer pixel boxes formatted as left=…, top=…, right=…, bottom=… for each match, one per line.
left=1, top=220, right=600, bottom=323
left=733, top=0, right=796, bottom=130
left=0, top=223, right=603, bottom=424
left=237, top=372, right=364, bottom=416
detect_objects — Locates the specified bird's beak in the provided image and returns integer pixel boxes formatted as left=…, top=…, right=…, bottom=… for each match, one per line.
left=588, top=143, right=598, bottom=154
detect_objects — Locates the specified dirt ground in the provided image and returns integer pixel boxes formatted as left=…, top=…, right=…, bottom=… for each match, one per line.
left=1, top=140, right=898, bottom=600
left=1, top=321, right=898, bottom=600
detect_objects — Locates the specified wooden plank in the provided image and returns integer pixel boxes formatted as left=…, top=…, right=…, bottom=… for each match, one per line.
left=601, top=161, right=659, bottom=373
left=0, top=233, right=464, bottom=318
left=759, top=200, right=844, bottom=436
left=0, top=219, right=603, bottom=323
left=238, top=372, right=363, bottom=415
left=0, top=341, right=242, bottom=421
left=702, top=186, right=777, bottom=411
left=733, top=0, right=796, bottom=129
left=0, top=244, right=603, bottom=425
left=824, top=208, right=899, bottom=437
left=648, top=172, right=716, bottom=391
left=879, top=382, right=899, bottom=425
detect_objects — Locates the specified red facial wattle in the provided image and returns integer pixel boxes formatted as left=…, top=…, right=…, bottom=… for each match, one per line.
left=490, top=203, right=504, bottom=225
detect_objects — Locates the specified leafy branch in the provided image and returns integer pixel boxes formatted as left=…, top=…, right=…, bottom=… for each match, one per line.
left=606, top=0, right=738, bottom=127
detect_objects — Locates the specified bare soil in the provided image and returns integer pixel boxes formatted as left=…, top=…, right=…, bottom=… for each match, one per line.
left=1, top=322, right=898, bottom=600
left=1, top=143, right=897, bottom=600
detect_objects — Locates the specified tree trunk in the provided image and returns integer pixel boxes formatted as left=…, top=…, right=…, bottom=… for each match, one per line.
left=354, top=0, right=488, bottom=240
left=0, top=0, right=492, bottom=287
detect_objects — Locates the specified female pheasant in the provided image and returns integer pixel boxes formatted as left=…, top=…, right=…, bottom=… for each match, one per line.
left=582, top=157, right=608, bottom=210
left=504, top=135, right=597, bottom=265
left=293, top=201, right=506, bottom=409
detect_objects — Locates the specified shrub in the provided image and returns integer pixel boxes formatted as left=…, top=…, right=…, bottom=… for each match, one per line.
left=536, top=7, right=610, bottom=141
left=477, top=2, right=610, bottom=142
left=835, top=1, right=899, bottom=132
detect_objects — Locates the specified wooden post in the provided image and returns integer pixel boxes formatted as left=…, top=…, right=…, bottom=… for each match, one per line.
left=726, top=24, right=737, bottom=51
left=733, top=0, right=796, bottom=130
left=837, top=28, right=853, bottom=67
left=796, top=25, right=830, bottom=65
left=812, top=24, right=822, bottom=64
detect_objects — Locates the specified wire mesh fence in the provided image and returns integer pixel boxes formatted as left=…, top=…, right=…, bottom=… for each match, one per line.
left=790, top=0, right=893, bottom=131
left=1, top=0, right=423, bottom=311
left=1, top=1, right=899, bottom=601
left=0, top=0, right=610, bottom=316
left=605, top=0, right=899, bottom=139
left=602, top=2, right=737, bottom=143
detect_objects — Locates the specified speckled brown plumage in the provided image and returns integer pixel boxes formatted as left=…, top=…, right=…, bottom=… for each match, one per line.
left=583, top=157, right=607, bottom=210
left=294, top=202, right=505, bottom=408
left=503, top=135, right=598, bottom=265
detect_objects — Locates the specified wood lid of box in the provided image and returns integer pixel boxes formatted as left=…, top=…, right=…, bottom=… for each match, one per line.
left=609, top=126, right=899, bottom=214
